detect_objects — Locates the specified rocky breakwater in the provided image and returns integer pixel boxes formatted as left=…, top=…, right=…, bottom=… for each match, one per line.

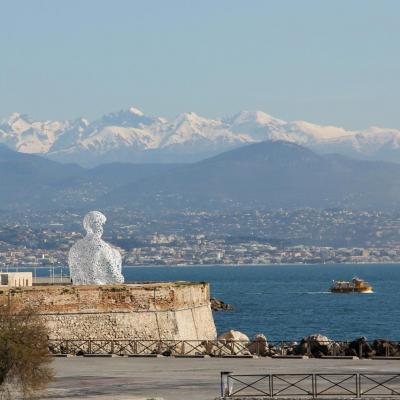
left=0, top=282, right=217, bottom=341
left=210, top=297, right=234, bottom=311
left=276, top=334, right=400, bottom=358
left=199, top=332, right=400, bottom=358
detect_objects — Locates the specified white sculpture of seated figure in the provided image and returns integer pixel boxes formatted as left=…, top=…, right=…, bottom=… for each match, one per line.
left=68, top=211, right=124, bottom=285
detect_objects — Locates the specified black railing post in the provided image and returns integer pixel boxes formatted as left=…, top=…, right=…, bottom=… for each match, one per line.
left=313, top=374, right=316, bottom=398
left=271, top=374, right=274, bottom=397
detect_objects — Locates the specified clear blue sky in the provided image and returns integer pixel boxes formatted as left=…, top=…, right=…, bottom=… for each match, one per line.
left=1, top=0, right=399, bottom=129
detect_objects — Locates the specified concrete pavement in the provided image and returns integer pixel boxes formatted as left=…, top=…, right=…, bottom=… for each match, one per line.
left=44, top=356, right=400, bottom=400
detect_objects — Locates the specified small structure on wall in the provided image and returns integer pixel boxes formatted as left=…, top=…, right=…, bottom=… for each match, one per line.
left=0, top=272, right=32, bottom=287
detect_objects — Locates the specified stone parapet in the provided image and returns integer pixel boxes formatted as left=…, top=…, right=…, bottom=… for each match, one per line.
left=0, top=282, right=217, bottom=341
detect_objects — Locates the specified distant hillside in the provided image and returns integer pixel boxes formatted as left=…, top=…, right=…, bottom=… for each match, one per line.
left=2, top=141, right=400, bottom=211
left=105, top=141, right=400, bottom=210
left=0, top=145, right=82, bottom=208
left=0, top=145, right=179, bottom=210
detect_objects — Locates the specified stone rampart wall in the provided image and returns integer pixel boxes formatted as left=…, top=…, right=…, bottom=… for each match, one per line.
left=0, top=282, right=217, bottom=340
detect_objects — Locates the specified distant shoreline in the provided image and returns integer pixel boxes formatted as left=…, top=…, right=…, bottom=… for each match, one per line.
left=3, top=262, right=400, bottom=271
left=123, top=262, right=400, bottom=267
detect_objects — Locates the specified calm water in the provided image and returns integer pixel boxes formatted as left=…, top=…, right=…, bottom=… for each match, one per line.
left=122, top=264, right=400, bottom=341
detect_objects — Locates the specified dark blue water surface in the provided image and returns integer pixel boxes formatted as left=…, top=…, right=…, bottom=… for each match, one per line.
left=122, top=264, right=400, bottom=341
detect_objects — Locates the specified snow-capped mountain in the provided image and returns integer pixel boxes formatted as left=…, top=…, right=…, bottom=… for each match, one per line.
left=224, top=110, right=286, bottom=141
left=0, top=113, right=68, bottom=154
left=311, top=127, right=400, bottom=162
left=1, top=107, right=400, bottom=165
left=159, top=112, right=252, bottom=150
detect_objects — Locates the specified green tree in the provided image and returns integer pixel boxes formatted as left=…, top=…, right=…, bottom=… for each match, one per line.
left=0, top=296, right=53, bottom=399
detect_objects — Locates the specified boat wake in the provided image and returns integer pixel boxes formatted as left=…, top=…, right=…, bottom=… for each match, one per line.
left=304, top=291, right=331, bottom=294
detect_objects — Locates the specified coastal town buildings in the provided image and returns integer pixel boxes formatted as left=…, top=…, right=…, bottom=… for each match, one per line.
left=2, top=208, right=400, bottom=267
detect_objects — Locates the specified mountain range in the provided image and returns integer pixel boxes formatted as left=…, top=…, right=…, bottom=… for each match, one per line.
left=1, top=107, right=400, bottom=166
left=2, top=141, right=400, bottom=211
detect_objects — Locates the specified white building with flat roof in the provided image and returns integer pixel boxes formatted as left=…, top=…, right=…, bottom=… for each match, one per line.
left=0, top=272, right=32, bottom=287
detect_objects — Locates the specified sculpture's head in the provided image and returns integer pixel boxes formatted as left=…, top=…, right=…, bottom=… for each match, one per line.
left=83, top=211, right=107, bottom=238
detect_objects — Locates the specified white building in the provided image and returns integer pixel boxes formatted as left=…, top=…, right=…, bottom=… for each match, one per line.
left=0, top=272, right=32, bottom=287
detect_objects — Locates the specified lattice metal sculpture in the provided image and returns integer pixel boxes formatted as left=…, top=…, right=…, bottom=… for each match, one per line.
left=68, top=211, right=124, bottom=285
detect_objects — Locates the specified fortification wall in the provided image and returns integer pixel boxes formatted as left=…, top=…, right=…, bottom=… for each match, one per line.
left=0, top=282, right=217, bottom=340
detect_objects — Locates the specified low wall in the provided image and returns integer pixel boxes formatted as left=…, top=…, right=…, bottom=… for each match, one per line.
left=0, top=282, right=217, bottom=340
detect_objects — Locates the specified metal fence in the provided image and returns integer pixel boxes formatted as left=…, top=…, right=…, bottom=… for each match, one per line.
left=48, top=339, right=250, bottom=356
left=48, top=339, right=400, bottom=358
left=221, top=373, right=400, bottom=398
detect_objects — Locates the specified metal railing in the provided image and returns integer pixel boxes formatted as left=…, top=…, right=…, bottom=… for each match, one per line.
left=48, top=339, right=400, bottom=358
left=48, top=339, right=252, bottom=356
left=221, top=373, right=400, bottom=398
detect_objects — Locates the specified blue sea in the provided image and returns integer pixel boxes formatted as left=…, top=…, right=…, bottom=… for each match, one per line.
left=123, top=264, right=400, bottom=341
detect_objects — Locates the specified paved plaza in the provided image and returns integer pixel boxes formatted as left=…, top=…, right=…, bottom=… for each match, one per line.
left=44, top=357, right=400, bottom=400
